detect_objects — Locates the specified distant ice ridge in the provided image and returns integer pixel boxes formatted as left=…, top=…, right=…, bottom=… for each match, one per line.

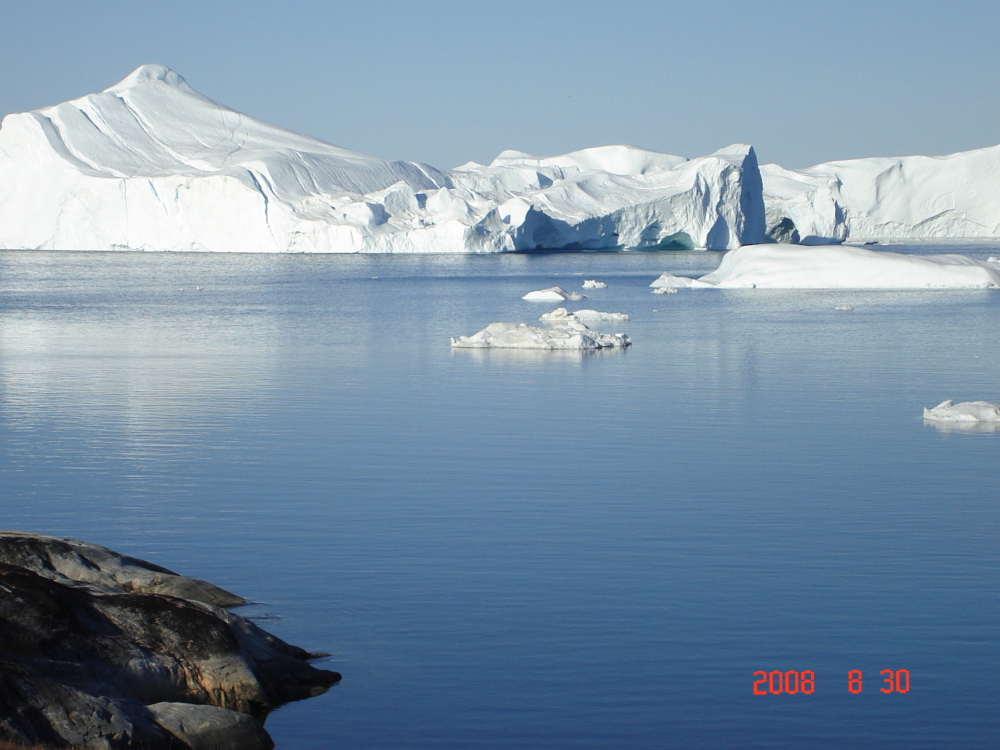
left=450, top=321, right=630, bottom=349
left=0, top=65, right=765, bottom=253
left=650, top=244, right=1000, bottom=289
left=539, top=307, right=629, bottom=323
left=923, top=400, right=1000, bottom=423
left=761, top=144, right=1000, bottom=244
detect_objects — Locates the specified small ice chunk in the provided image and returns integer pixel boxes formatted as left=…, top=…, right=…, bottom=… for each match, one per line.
left=539, top=307, right=629, bottom=323
left=650, top=273, right=711, bottom=289
left=522, top=286, right=586, bottom=301
left=451, top=320, right=630, bottom=350
left=923, top=399, right=1000, bottom=423
left=582, top=280, right=608, bottom=289
left=652, top=286, right=679, bottom=294
left=989, top=256, right=999, bottom=263
left=834, top=305, right=853, bottom=311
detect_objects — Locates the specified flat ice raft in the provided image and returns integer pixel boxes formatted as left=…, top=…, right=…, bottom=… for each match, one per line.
left=650, top=244, right=1000, bottom=289
left=923, top=400, right=1000, bottom=423
left=540, top=307, right=630, bottom=323
left=522, top=286, right=586, bottom=301
left=451, top=321, right=630, bottom=350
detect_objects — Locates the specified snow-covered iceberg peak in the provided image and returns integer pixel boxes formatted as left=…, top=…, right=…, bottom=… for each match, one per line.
left=489, top=144, right=689, bottom=176
left=104, top=64, right=198, bottom=95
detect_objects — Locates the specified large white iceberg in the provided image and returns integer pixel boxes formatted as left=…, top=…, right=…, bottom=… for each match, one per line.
left=450, top=321, right=630, bottom=349
left=923, top=400, right=1000, bottom=423
left=0, top=65, right=765, bottom=253
left=650, top=244, right=1000, bottom=289
left=762, top=144, right=1000, bottom=243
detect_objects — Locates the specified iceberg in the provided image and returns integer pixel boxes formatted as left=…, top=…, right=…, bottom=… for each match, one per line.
left=762, top=144, right=1000, bottom=243
left=582, top=280, right=607, bottom=289
left=522, top=286, right=585, bottom=301
left=451, top=321, right=630, bottom=350
left=0, top=65, right=766, bottom=253
left=539, top=307, right=629, bottom=323
left=923, top=400, right=1000, bottom=423
left=650, top=244, right=1000, bottom=289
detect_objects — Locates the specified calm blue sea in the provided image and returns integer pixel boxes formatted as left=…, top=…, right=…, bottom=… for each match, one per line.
left=1, top=246, right=998, bottom=749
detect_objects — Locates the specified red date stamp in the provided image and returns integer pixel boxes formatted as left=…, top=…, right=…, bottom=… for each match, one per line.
left=753, top=670, right=910, bottom=695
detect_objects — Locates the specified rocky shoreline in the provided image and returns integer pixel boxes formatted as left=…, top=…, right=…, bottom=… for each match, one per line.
left=0, top=532, right=340, bottom=749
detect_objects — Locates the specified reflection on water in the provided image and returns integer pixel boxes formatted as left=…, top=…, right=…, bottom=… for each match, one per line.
left=1, top=248, right=999, bottom=750
left=924, top=419, right=1000, bottom=434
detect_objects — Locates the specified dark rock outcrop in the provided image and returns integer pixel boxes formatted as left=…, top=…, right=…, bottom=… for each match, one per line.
left=0, top=533, right=340, bottom=749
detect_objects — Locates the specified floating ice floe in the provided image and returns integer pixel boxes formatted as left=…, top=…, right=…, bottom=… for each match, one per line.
left=451, top=321, right=630, bottom=350
left=649, top=244, right=1000, bottom=290
left=834, top=305, right=854, bottom=311
left=539, top=307, right=629, bottom=323
left=522, top=286, right=586, bottom=301
left=922, top=400, right=1000, bottom=423
left=652, top=286, right=679, bottom=294
left=582, top=280, right=607, bottom=289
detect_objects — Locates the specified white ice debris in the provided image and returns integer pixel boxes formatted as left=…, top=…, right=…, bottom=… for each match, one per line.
left=652, top=286, right=679, bottom=294
left=834, top=305, right=854, bottom=311
left=450, top=321, right=630, bottom=350
left=650, top=244, right=1000, bottom=289
left=522, top=286, right=585, bottom=301
left=539, top=307, right=629, bottom=323
left=761, top=144, right=1000, bottom=243
left=0, top=65, right=766, bottom=253
left=923, top=400, right=1000, bottom=423
left=582, top=280, right=607, bottom=289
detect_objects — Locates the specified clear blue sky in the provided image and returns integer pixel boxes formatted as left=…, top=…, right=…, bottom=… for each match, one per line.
left=2, top=0, right=998, bottom=169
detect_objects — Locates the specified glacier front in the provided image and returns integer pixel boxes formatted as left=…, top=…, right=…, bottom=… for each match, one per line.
left=0, top=65, right=765, bottom=253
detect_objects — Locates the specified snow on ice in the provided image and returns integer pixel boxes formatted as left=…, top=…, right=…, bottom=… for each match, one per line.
left=450, top=321, right=631, bottom=350
left=539, top=307, right=629, bottom=323
left=923, top=400, right=1000, bottom=423
left=650, top=244, right=1000, bottom=289
left=522, top=287, right=586, bottom=301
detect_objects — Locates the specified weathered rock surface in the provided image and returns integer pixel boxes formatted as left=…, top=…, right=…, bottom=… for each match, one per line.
left=0, top=531, right=244, bottom=606
left=147, top=703, right=274, bottom=750
left=0, top=533, right=339, bottom=749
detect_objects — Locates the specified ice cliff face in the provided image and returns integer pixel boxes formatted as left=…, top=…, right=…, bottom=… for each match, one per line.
left=762, top=144, right=1000, bottom=244
left=0, top=65, right=765, bottom=252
